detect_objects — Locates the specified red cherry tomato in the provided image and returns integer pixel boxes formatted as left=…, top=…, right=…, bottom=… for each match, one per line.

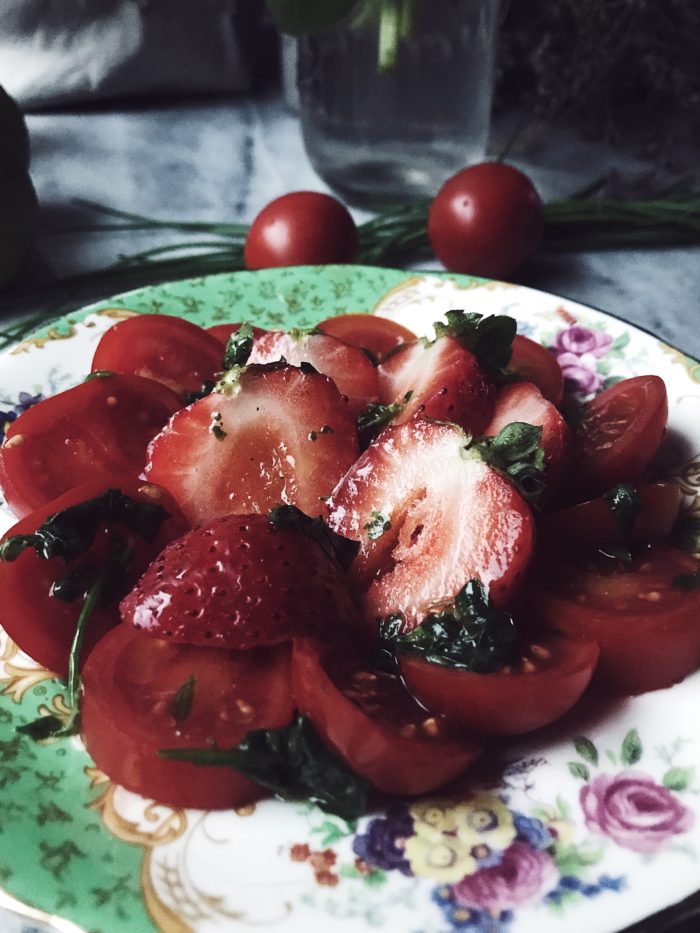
left=530, top=543, right=700, bottom=695
left=399, top=634, right=599, bottom=736
left=0, top=477, right=188, bottom=677
left=92, top=314, right=225, bottom=399
left=244, top=192, right=358, bottom=270
left=428, top=162, right=544, bottom=279
left=292, top=639, right=482, bottom=796
left=0, top=373, right=182, bottom=517
left=509, top=335, right=564, bottom=406
left=572, top=375, right=668, bottom=501
left=81, top=626, right=294, bottom=809
left=316, top=313, right=417, bottom=362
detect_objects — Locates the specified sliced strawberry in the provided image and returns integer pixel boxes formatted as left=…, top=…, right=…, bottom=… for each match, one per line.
left=145, top=363, right=360, bottom=526
left=248, top=330, right=379, bottom=416
left=376, top=336, right=494, bottom=434
left=481, top=381, right=570, bottom=496
left=121, top=512, right=359, bottom=650
left=326, top=419, right=534, bottom=631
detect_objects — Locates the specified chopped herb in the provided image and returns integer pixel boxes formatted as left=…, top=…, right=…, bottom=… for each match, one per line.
left=320, top=425, right=334, bottom=434
left=223, top=322, right=254, bottom=369
left=299, top=361, right=319, bottom=375
left=364, top=510, right=392, bottom=541
left=604, top=483, right=641, bottom=535
left=84, top=370, right=116, bottom=381
left=472, top=422, right=546, bottom=504
left=379, top=579, right=518, bottom=673
left=434, top=310, right=516, bottom=381
left=289, top=326, right=321, bottom=339
left=309, top=431, right=318, bottom=441
left=209, top=411, right=227, bottom=440
left=0, top=489, right=168, bottom=563
left=672, top=570, right=700, bottom=591
left=268, top=504, right=359, bottom=572
left=357, top=399, right=403, bottom=446
left=184, top=380, right=216, bottom=404
left=160, top=714, right=368, bottom=821
left=171, top=675, right=196, bottom=723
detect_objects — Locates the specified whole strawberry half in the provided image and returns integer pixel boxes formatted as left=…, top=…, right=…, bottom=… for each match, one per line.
left=121, top=512, right=360, bottom=650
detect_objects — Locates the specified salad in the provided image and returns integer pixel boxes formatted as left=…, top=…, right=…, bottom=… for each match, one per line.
left=1, top=303, right=699, bottom=820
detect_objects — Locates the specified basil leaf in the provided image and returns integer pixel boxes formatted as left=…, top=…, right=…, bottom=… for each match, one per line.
left=160, top=715, right=368, bottom=821
left=0, top=489, right=168, bottom=563
left=364, top=510, right=391, bottom=541
left=223, top=322, right=254, bottom=369
left=267, top=0, right=361, bottom=35
left=472, top=422, right=546, bottom=504
left=380, top=579, right=518, bottom=673
left=604, top=482, right=641, bottom=535
left=268, top=504, right=359, bottom=572
left=434, top=310, right=517, bottom=381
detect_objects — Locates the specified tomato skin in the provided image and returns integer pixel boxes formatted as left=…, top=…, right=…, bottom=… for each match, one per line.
left=92, top=314, right=225, bottom=399
left=0, top=374, right=182, bottom=518
left=0, top=477, right=188, bottom=677
left=509, top=335, right=564, bottom=406
left=244, top=192, right=358, bottom=270
left=530, top=543, right=700, bottom=695
left=292, top=639, right=482, bottom=796
left=81, top=626, right=294, bottom=809
left=427, top=163, right=544, bottom=279
left=572, top=375, right=668, bottom=501
left=317, top=313, right=417, bottom=362
left=399, top=635, right=599, bottom=736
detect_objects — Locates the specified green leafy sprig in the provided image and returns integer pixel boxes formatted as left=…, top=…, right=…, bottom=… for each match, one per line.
left=471, top=422, right=546, bottom=504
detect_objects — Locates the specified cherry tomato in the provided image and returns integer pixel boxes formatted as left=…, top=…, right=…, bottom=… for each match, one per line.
left=206, top=322, right=268, bottom=347
left=0, top=373, right=182, bottom=517
left=292, top=639, right=482, bottom=796
left=509, top=335, right=564, bottom=406
left=427, top=162, right=544, bottom=279
left=91, top=313, right=225, bottom=399
left=572, top=375, right=668, bottom=501
left=399, top=634, right=599, bottom=736
left=81, top=626, right=294, bottom=809
left=0, top=477, right=188, bottom=677
left=529, top=543, right=700, bottom=695
left=244, top=192, right=358, bottom=270
left=316, top=313, right=417, bottom=362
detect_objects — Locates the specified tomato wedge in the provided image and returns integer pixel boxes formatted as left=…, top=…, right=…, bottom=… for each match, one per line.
left=0, top=477, right=188, bottom=676
left=529, top=543, right=700, bottom=695
left=398, top=634, right=599, bottom=736
left=509, top=334, right=564, bottom=406
left=317, top=313, right=417, bottom=362
left=572, top=376, right=668, bottom=501
left=81, top=626, right=294, bottom=809
left=0, top=373, right=182, bottom=517
left=92, top=313, right=225, bottom=398
left=292, top=639, right=482, bottom=796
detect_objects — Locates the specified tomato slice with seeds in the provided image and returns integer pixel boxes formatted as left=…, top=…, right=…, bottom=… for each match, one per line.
left=292, top=638, right=482, bottom=796
left=81, top=626, right=294, bottom=809
left=399, top=634, right=599, bottom=736
left=317, top=313, right=417, bottom=362
left=529, top=543, right=700, bottom=695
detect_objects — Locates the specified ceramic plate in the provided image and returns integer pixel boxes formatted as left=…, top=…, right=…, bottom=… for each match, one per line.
left=1, top=266, right=699, bottom=933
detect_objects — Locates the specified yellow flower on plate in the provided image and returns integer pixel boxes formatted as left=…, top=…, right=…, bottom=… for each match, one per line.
left=404, top=831, right=476, bottom=883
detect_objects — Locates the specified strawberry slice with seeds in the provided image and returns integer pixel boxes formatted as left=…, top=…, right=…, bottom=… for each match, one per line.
left=121, top=512, right=360, bottom=649
left=145, top=362, right=360, bottom=526
left=248, top=330, right=380, bottom=416
left=376, top=335, right=494, bottom=434
left=326, top=419, right=534, bottom=632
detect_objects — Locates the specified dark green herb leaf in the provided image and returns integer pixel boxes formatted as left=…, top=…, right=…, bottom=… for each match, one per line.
left=434, top=310, right=516, bottom=380
left=266, top=0, right=361, bottom=35
left=84, top=370, right=116, bottom=381
left=16, top=715, right=66, bottom=741
left=268, top=504, right=359, bottom=572
left=380, top=579, right=517, bottom=672
left=604, top=483, right=641, bottom=535
left=160, top=714, right=369, bottom=821
left=364, top=510, right=391, bottom=541
left=184, top=379, right=216, bottom=404
left=223, top=322, right=254, bottom=369
left=672, top=570, right=700, bottom=591
left=472, top=422, right=546, bottom=504
left=171, top=676, right=196, bottom=723
left=50, top=564, right=97, bottom=602
left=0, top=489, right=169, bottom=563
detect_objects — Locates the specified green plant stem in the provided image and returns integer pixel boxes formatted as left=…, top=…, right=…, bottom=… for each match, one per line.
left=378, top=0, right=401, bottom=71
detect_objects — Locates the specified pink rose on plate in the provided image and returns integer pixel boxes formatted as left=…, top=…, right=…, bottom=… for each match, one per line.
left=553, top=325, right=612, bottom=358
left=580, top=770, right=694, bottom=854
left=452, top=841, right=556, bottom=912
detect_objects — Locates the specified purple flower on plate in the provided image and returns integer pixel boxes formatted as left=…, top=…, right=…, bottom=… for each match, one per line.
left=553, top=326, right=612, bottom=359
left=432, top=885, right=513, bottom=931
left=452, top=841, right=556, bottom=912
left=1, top=391, right=44, bottom=441
left=512, top=813, right=552, bottom=850
left=580, top=770, right=694, bottom=854
left=352, top=805, right=414, bottom=875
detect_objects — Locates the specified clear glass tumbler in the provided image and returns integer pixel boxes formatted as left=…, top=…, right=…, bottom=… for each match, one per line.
left=295, top=0, right=500, bottom=209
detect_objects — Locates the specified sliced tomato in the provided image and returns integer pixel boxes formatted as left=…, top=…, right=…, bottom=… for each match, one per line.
left=81, top=626, right=294, bottom=809
left=572, top=376, right=668, bottom=501
left=399, top=634, right=599, bottom=736
left=292, top=639, right=482, bottom=796
left=316, top=313, right=417, bottom=362
left=91, top=313, right=225, bottom=399
left=509, top=335, right=564, bottom=406
left=0, top=374, right=182, bottom=518
left=0, top=477, right=188, bottom=676
left=206, top=322, right=268, bottom=346
left=529, top=543, right=700, bottom=695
